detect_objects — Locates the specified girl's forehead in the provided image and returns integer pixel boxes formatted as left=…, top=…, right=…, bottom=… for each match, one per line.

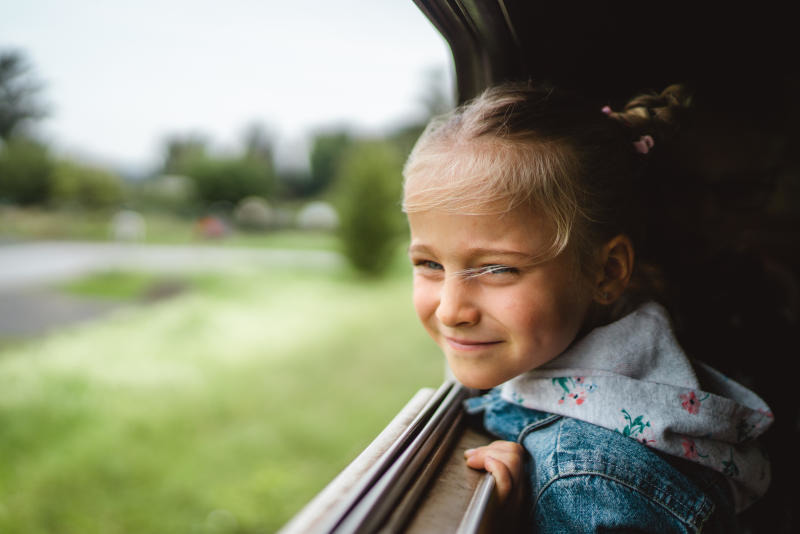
left=403, top=178, right=520, bottom=216
left=403, top=138, right=534, bottom=215
left=408, top=207, right=555, bottom=254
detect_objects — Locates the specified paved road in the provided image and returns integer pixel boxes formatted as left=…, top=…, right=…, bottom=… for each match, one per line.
left=0, top=241, right=343, bottom=290
left=0, top=241, right=343, bottom=337
left=0, top=288, right=125, bottom=336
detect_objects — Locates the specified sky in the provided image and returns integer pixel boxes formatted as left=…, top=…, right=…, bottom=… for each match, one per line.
left=0, top=0, right=453, bottom=175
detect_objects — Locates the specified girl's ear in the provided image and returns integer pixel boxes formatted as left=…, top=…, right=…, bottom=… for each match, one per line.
left=594, top=234, right=634, bottom=305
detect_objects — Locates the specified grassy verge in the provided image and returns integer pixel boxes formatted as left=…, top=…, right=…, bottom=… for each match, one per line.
left=57, top=271, right=176, bottom=300
left=0, top=206, right=339, bottom=251
left=0, top=266, right=441, bottom=533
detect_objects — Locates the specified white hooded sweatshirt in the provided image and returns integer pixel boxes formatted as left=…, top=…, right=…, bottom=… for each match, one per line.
left=501, top=302, right=773, bottom=512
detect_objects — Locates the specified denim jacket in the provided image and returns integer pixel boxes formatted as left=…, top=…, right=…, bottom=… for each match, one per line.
left=466, top=390, right=739, bottom=532
left=463, top=303, right=772, bottom=533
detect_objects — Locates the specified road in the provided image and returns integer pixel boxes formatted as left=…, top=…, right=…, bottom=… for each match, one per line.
left=0, top=241, right=343, bottom=289
left=0, top=241, right=343, bottom=337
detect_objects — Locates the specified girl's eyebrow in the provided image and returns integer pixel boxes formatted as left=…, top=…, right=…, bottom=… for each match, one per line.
left=407, top=243, right=432, bottom=254
left=466, top=247, right=534, bottom=259
left=408, top=243, right=534, bottom=259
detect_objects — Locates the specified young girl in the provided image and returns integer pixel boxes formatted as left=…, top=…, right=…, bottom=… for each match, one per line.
left=402, top=82, right=773, bottom=532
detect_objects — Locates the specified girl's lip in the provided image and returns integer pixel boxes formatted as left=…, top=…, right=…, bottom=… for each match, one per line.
left=445, top=337, right=502, bottom=351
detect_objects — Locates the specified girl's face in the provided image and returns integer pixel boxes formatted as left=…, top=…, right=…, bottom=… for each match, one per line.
left=407, top=207, right=595, bottom=389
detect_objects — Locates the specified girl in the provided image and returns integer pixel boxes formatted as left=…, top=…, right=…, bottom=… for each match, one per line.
left=402, top=82, right=773, bottom=532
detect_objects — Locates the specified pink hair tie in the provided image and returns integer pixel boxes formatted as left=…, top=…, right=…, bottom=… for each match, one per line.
left=633, top=135, right=654, bottom=154
left=601, top=105, right=612, bottom=115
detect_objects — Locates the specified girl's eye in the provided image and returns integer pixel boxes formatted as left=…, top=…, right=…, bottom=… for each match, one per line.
left=413, top=260, right=443, bottom=271
left=479, top=264, right=519, bottom=276
left=457, top=264, right=520, bottom=279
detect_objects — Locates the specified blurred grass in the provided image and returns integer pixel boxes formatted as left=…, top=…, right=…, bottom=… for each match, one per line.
left=0, top=263, right=442, bottom=533
left=57, top=271, right=227, bottom=301
left=223, top=230, right=338, bottom=251
left=0, top=206, right=339, bottom=250
left=58, top=271, right=172, bottom=300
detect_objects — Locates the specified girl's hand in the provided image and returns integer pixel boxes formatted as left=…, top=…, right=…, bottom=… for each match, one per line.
left=463, top=440, right=525, bottom=505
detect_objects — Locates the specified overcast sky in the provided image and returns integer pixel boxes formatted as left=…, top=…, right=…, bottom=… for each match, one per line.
left=0, top=0, right=453, bottom=174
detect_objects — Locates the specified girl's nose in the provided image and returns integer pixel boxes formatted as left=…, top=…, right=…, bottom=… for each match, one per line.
left=436, top=277, right=479, bottom=327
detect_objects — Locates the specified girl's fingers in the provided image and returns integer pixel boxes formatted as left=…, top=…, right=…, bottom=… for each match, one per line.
left=464, top=442, right=523, bottom=471
left=485, top=455, right=514, bottom=502
left=464, top=441, right=521, bottom=458
left=463, top=441, right=525, bottom=504
left=487, top=449, right=523, bottom=488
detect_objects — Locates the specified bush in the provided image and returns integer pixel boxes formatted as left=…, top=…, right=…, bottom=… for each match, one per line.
left=0, top=136, right=52, bottom=204
left=233, top=196, right=273, bottom=230
left=50, top=159, right=124, bottom=209
left=336, top=140, right=405, bottom=275
left=0, top=141, right=123, bottom=209
left=296, top=201, right=339, bottom=231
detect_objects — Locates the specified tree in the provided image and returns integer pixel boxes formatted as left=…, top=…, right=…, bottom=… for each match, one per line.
left=0, top=50, right=47, bottom=141
left=162, top=134, right=208, bottom=176
left=241, top=122, right=274, bottom=163
left=183, top=155, right=275, bottom=207
left=309, top=130, right=353, bottom=196
left=50, top=159, right=124, bottom=210
left=160, top=129, right=277, bottom=208
left=336, top=140, right=405, bottom=276
left=0, top=137, right=52, bottom=204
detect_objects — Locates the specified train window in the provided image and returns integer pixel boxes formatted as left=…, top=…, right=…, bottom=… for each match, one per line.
left=0, top=3, right=455, bottom=533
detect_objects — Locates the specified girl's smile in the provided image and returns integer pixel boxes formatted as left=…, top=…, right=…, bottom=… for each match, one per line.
left=407, top=206, right=595, bottom=389
left=444, top=337, right=503, bottom=351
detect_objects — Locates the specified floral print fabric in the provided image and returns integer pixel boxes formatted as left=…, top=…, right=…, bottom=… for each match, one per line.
left=501, top=302, right=773, bottom=512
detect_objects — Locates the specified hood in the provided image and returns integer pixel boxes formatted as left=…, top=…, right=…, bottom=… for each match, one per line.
left=501, top=302, right=773, bottom=512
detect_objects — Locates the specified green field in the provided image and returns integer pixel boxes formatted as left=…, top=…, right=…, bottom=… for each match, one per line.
left=0, top=266, right=442, bottom=533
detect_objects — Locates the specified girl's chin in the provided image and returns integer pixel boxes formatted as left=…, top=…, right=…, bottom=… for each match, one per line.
left=447, top=364, right=508, bottom=390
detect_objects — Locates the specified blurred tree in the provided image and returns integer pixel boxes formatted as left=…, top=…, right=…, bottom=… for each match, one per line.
left=242, top=122, right=274, bottom=163
left=183, top=155, right=275, bottom=207
left=162, top=134, right=208, bottom=175
left=161, top=130, right=276, bottom=208
left=336, top=140, right=405, bottom=276
left=0, top=136, right=52, bottom=204
left=0, top=50, right=47, bottom=141
left=50, top=159, right=124, bottom=210
left=241, top=122, right=277, bottom=200
left=277, top=167, right=314, bottom=199
left=309, top=130, right=353, bottom=196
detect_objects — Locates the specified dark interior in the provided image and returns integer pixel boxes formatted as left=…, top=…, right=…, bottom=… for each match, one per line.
left=414, top=1, right=799, bottom=531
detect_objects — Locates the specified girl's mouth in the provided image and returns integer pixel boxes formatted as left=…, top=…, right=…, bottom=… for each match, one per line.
left=445, top=337, right=502, bottom=351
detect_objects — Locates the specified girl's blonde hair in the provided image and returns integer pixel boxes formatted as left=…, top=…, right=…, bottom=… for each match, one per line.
left=403, top=82, right=691, bottom=298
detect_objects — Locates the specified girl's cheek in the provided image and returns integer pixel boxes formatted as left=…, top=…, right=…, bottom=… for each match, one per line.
left=412, top=278, right=439, bottom=319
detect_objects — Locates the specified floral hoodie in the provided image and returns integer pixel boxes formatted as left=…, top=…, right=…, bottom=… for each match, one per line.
left=501, top=302, right=773, bottom=512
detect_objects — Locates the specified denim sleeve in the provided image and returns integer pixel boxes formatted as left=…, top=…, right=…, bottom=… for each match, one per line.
left=523, top=417, right=737, bottom=533
left=535, top=475, right=704, bottom=533
left=467, top=391, right=737, bottom=533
